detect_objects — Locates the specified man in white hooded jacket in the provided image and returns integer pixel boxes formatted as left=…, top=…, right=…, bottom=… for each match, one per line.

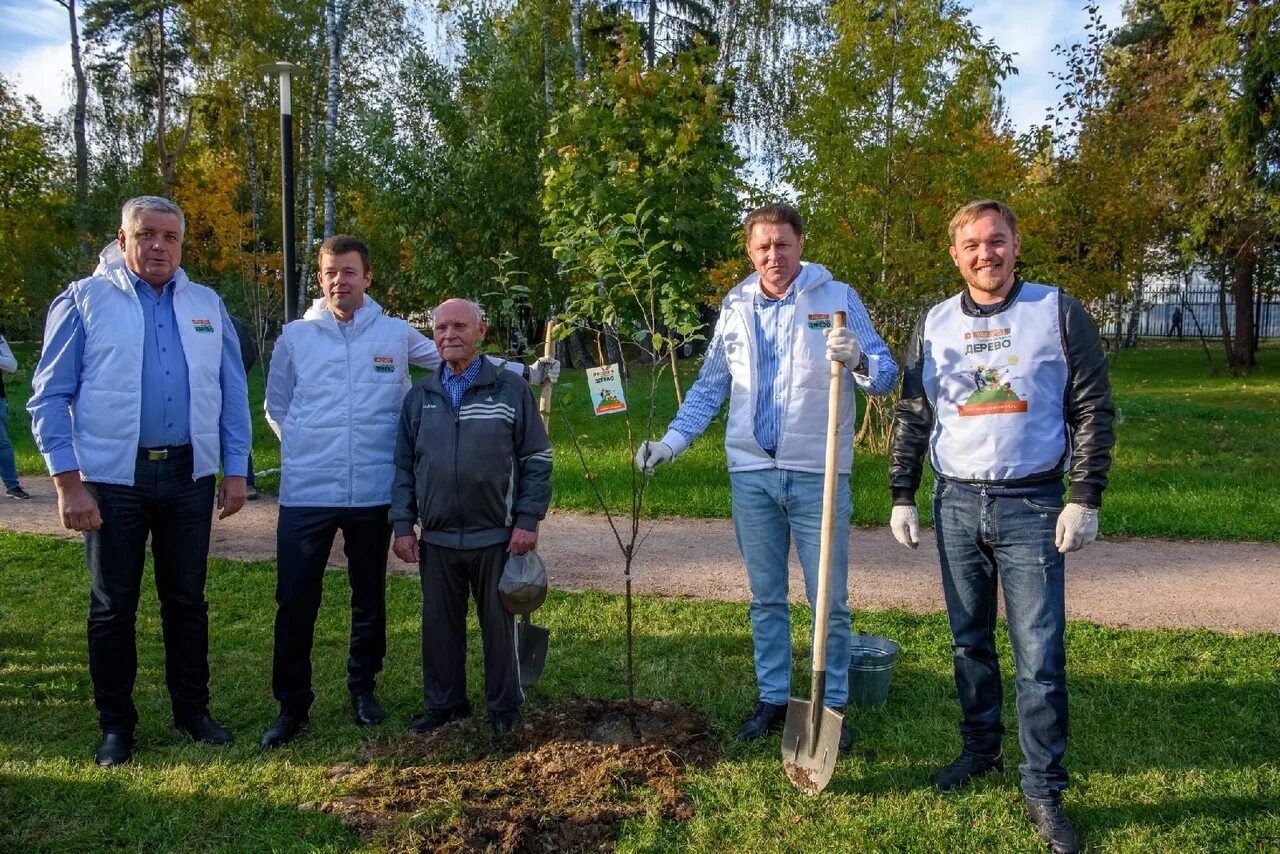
left=635, top=203, right=897, bottom=753
left=259, top=235, right=559, bottom=748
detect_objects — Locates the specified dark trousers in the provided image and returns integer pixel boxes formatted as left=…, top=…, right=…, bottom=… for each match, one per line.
left=934, top=480, right=1069, bottom=800
left=419, top=542, right=522, bottom=714
left=272, top=505, right=390, bottom=715
left=83, top=447, right=215, bottom=734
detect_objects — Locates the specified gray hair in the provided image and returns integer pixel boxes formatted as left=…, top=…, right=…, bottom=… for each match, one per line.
left=121, top=196, right=186, bottom=238
left=429, top=298, right=487, bottom=327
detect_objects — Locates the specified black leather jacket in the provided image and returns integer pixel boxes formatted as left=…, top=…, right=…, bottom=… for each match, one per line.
left=889, top=279, right=1115, bottom=508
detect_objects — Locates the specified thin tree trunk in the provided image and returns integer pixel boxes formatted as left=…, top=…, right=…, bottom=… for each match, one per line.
left=1124, top=269, right=1144, bottom=349
left=571, top=0, right=584, bottom=79
left=301, top=43, right=324, bottom=297
left=1217, top=258, right=1233, bottom=360
left=323, top=0, right=356, bottom=237
left=1230, top=243, right=1257, bottom=369
left=56, top=0, right=90, bottom=254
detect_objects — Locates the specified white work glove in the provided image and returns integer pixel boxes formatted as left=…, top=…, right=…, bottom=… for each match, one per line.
left=890, top=505, right=919, bottom=549
left=532, top=356, right=561, bottom=385
left=634, top=440, right=674, bottom=475
left=1055, top=503, right=1099, bottom=553
left=825, top=326, right=861, bottom=372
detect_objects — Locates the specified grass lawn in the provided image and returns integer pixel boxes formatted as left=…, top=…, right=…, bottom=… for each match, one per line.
left=4, top=341, right=1278, bottom=540
left=1, top=531, right=1277, bottom=851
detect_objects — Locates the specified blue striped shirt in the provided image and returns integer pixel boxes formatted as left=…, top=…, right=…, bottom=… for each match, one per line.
left=669, top=280, right=897, bottom=448
left=442, top=356, right=483, bottom=413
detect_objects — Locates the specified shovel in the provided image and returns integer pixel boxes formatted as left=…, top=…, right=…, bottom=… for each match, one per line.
left=516, top=613, right=550, bottom=687
left=781, top=310, right=848, bottom=795
left=514, top=320, right=557, bottom=688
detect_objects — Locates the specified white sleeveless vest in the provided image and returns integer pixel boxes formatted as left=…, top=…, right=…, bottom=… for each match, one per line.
left=721, top=263, right=858, bottom=474
left=922, top=282, right=1069, bottom=481
left=69, top=258, right=226, bottom=484
left=273, top=297, right=414, bottom=507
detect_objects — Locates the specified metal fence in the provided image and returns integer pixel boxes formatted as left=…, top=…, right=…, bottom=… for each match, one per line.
left=1099, top=290, right=1280, bottom=342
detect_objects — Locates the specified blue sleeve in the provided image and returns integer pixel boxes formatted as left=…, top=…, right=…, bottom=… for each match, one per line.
left=27, top=290, right=86, bottom=476
left=846, top=287, right=898, bottom=396
left=666, top=325, right=732, bottom=448
left=217, top=301, right=252, bottom=476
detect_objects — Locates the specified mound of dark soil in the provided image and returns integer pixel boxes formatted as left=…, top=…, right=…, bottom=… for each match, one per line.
left=315, top=698, right=720, bottom=852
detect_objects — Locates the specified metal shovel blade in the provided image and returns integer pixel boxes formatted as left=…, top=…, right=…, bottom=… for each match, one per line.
left=516, top=614, right=550, bottom=688
left=781, top=698, right=843, bottom=795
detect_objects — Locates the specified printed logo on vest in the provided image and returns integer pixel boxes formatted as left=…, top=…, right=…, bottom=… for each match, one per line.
left=958, top=353, right=1028, bottom=416
left=373, top=355, right=395, bottom=374
left=807, top=313, right=832, bottom=329
left=191, top=318, right=214, bottom=333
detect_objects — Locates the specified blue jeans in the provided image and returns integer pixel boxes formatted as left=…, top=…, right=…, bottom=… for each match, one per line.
left=731, top=468, right=852, bottom=708
left=0, top=398, right=19, bottom=489
left=933, top=479, right=1068, bottom=800
left=83, top=446, right=216, bottom=733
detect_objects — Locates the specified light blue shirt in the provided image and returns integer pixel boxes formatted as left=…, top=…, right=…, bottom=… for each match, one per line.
left=28, top=272, right=251, bottom=477
left=752, top=288, right=797, bottom=453
left=670, top=282, right=897, bottom=448
left=442, top=357, right=483, bottom=413
left=133, top=275, right=193, bottom=447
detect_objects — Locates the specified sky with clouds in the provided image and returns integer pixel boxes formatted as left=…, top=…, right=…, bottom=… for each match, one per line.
left=1, top=0, right=1124, bottom=135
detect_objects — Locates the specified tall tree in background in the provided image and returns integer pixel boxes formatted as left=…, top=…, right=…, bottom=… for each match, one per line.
left=787, top=0, right=1018, bottom=325
left=543, top=33, right=742, bottom=380
left=84, top=0, right=194, bottom=190
left=1158, top=0, right=1278, bottom=370
left=51, top=0, right=91, bottom=256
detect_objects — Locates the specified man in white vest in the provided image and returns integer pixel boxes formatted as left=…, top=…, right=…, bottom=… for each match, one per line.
left=634, top=203, right=898, bottom=754
left=28, top=196, right=253, bottom=768
left=259, top=236, right=559, bottom=748
left=888, top=200, right=1115, bottom=854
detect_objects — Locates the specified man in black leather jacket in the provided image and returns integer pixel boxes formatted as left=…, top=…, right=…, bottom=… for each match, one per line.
left=888, top=200, right=1114, bottom=854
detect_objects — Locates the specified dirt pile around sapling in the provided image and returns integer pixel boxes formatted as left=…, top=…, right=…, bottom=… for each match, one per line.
left=315, top=698, right=720, bottom=852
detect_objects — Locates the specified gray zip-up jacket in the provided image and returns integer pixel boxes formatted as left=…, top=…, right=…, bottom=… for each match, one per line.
left=389, top=357, right=552, bottom=549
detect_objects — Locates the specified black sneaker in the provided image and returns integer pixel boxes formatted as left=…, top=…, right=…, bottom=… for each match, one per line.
left=6, top=486, right=31, bottom=500
left=1025, top=798, right=1081, bottom=854
left=736, top=701, right=787, bottom=742
left=490, top=708, right=523, bottom=735
left=409, top=702, right=471, bottom=734
left=931, top=749, right=1004, bottom=791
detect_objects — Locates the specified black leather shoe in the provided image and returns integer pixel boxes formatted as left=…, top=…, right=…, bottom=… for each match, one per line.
left=736, top=701, right=788, bottom=742
left=932, top=749, right=1004, bottom=791
left=94, top=732, right=133, bottom=768
left=490, top=709, right=523, bottom=735
left=175, top=714, right=233, bottom=745
left=260, top=714, right=307, bottom=749
left=409, top=702, right=471, bottom=734
left=351, top=692, right=385, bottom=726
left=1025, top=798, right=1081, bottom=854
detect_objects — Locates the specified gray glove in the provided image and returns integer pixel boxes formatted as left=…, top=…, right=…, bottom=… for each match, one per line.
left=532, top=357, right=561, bottom=385
left=634, top=440, right=674, bottom=475
left=890, top=505, right=919, bottom=549
left=1055, top=503, right=1099, bottom=553
left=825, top=326, right=861, bottom=372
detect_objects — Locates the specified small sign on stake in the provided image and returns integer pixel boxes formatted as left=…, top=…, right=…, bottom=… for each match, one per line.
left=586, top=364, right=628, bottom=416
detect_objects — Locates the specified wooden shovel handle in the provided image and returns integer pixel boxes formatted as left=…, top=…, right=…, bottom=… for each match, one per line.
left=539, top=321, right=556, bottom=432
left=811, top=311, right=846, bottom=674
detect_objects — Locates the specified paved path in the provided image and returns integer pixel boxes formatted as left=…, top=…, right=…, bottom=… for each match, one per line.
left=4, top=492, right=1277, bottom=633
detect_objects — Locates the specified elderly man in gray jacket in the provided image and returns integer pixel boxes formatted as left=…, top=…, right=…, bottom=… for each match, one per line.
left=390, top=298, right=552, bottom=737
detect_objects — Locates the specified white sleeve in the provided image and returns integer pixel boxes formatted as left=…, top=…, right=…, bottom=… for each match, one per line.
left=264, top=335, right=294, bottom=440
left=0, top=337, right=16, bottom=374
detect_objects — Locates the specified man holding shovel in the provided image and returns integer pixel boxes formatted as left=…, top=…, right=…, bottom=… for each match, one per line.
left=635, top=203, right=897, bottom=754
left=888, top=200, right=1114, bottom=854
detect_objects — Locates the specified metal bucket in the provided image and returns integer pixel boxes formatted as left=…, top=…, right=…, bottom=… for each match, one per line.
left=849, top=634, right=901, bottom=708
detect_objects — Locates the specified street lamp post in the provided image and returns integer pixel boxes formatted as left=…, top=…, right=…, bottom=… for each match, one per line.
left=259, top=61, right=302, bottom=322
